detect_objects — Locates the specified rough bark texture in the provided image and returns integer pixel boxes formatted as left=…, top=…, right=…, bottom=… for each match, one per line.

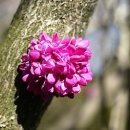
left=0, top=0, right=98, bottom=130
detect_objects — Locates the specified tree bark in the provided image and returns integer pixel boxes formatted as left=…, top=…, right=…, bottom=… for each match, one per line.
left=0, top=0, right=98, bottom=129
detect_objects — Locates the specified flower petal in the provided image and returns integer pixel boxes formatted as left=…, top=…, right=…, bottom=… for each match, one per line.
left=30, top=39, right=38, bottom=46
left=55, top=80, right=61, bottom=90
left=34, top=44, right=43, bottom=52
left=79, top=77, right=87, bottom=86
left=81, top=73, right=92, bottom=81
left=22, top=54, right=29, bottom=62
left=39, top=32, right=52, bottom=42
left=34, top=67, right=41, bottom=75
left=76, top=40, right=90, bottom=48
left=52, top=32, right=59, bottom=43
left=47, top=73, right=56, bottom=84
left=47, top=84, right=54, bottom=93
left=60, top=36, right=70, bottom=45
left=22, top=74, right=29, bottom=82
left=57, top=61, right=66, bottom=66
left=67, top=44, right=76, bottom=54
left=72, top=85, right=81, bottom=93
left=65, top=75, right=77, bottom=86
left=29, top=50, right=40, bottom=60
left=70, top=38, right=76, bottom=45
left=30, top=67, right=35, bottom=75
left=60, top=82, right=68, bottom=95
left=70, top=55, right=85, bottom=62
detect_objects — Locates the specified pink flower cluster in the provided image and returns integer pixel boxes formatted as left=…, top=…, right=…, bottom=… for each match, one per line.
left=19, top=32, right=92, bottom=99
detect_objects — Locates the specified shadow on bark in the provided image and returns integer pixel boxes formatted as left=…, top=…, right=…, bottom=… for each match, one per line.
left=14, top=69, right=53, bottom=130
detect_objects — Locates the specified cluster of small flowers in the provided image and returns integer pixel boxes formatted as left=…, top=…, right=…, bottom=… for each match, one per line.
left=19, top=32, right=93, bottom=99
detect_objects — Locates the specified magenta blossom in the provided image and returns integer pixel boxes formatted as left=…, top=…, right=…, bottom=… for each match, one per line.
left=19, top=32, right=93, bottom=99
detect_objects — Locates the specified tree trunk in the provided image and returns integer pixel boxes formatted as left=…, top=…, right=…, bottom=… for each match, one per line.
left=0, top=0, right=98, bottom=129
